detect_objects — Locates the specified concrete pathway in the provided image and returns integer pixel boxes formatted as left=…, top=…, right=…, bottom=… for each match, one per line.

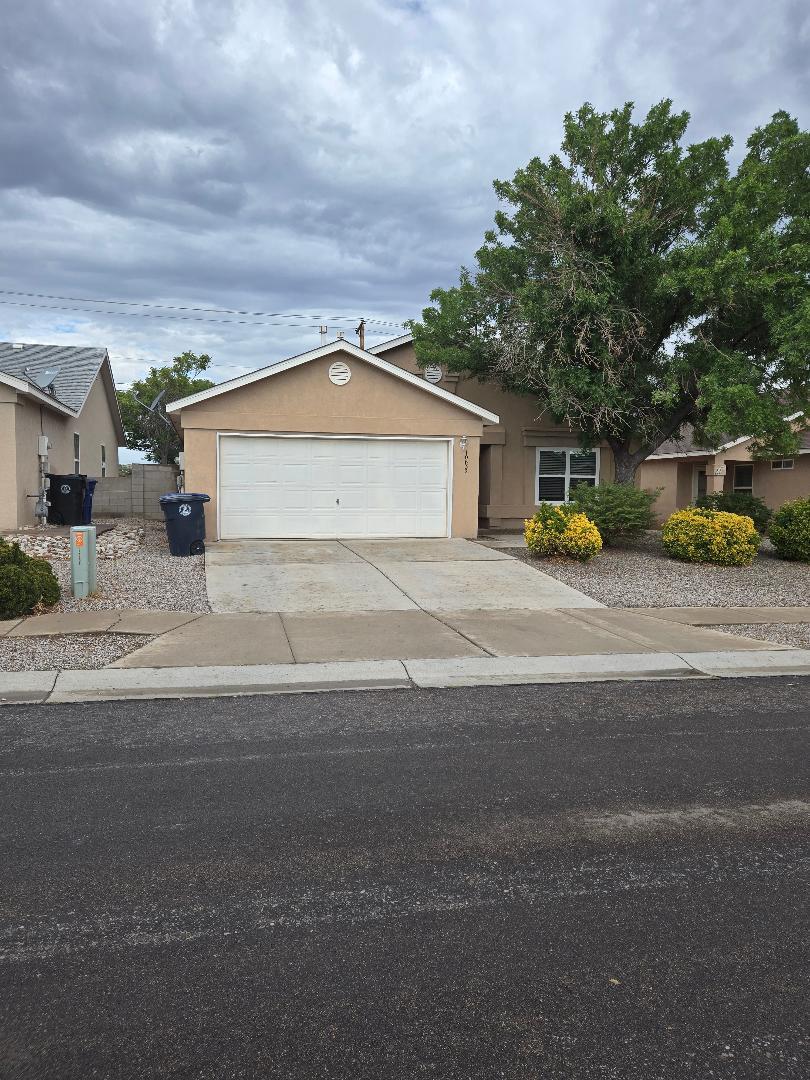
left=5, top=647, right=810, bottom=704
left=204, top=538, right=601, bottom=614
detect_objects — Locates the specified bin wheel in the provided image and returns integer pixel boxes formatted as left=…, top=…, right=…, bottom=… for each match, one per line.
left=190, top=540, right=205, bottom=556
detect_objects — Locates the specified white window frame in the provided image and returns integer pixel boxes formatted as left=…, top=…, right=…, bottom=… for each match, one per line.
left=100, top=444, right=107, bottom=477
left=535, top=447, right=600, bottom=505
left=733, top=462, right=754, bottom=494
left=73, top=432, right=80, bottom=474
left=771, top=459, right=794, bottom=471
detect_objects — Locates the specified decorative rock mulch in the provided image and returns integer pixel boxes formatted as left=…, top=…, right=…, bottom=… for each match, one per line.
left=0, top=633, right=154, bottom=671
left=2, top=522, right=144, bottom=561
left=508, top=531, right=810, bottom=609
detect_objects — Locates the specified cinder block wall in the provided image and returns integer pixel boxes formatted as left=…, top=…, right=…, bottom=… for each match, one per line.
left=92, top=464, right=179, bottom=519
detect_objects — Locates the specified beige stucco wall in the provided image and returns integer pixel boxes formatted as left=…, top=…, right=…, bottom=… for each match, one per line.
left=3, top=369, right=122, bottom=530
left=380, top=341, right=615, bottom=527
left=177, top=350, right=484, bottom=539
left=639, top=449, right=810, bottom=522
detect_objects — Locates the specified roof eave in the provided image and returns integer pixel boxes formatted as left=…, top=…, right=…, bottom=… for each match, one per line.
left=167, top=339, right=499, bottom=425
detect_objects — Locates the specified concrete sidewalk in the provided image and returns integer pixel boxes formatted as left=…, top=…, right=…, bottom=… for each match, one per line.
left=3, top=605, right=810, bottom=704
left=3, top=648, right=810, bottom=704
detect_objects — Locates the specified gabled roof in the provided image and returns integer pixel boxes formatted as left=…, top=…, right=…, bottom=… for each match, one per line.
left=166, top=339, right=500, bottom=424
left=0, top=340, right=125, bottom=441
left=649, top=414, right=807, bottom=459
left=369, top=332, right=414, bottom=355
left=0, top=341, right=105, bottom=411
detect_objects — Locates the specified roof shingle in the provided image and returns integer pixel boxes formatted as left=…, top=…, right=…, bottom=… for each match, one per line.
left=0, top=342, right=108, bottom=412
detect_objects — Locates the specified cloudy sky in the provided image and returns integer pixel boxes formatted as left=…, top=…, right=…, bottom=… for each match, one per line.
left=1, top=0, right=807, bottom=396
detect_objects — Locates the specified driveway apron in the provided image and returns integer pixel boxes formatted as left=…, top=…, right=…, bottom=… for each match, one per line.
left=204, top=538, right=602, bottom=615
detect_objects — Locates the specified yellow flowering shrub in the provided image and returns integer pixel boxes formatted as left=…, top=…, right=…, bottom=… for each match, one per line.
left=662, top=507, right=760, bottom=566
left=524, top=504, right=602, bottom=561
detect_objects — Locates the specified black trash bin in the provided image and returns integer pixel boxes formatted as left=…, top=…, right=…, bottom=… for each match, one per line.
left=47, top=474, right=87, bottom=526
left=159, top=493, right=211, bottom=556
left=82, top=479, right=98, bottom=525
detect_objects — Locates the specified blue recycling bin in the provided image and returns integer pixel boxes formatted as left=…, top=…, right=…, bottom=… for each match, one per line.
left=81, top=479, right=98, bottom=525
left=159, top=493, right=210, bottom=556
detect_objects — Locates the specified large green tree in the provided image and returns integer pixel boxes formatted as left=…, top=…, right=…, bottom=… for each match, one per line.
left=411, top=101, right=810, bottom=482
left=118, top=351, right=215, bottom=465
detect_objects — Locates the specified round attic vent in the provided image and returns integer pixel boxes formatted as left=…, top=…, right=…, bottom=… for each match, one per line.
left=328, top=361, right=351, bottom=386
left=424, top=364, right=443, bottom=383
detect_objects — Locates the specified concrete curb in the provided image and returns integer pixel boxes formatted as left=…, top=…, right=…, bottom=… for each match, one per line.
left=402, top=652, right=698, bottom=687
left=3, top=649, right=810, bottom=704
left=46, top=661, right=411, bottom=702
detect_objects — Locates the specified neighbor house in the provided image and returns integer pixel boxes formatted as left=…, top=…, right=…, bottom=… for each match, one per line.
left=167, top=332, right=616, bottom=540
left=637, top=420, right=810, bottom=522
left=0, top=342, right=125, bottom=531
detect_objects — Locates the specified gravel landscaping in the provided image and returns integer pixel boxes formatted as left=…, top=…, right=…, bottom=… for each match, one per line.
left=40, top=518, right=210, bottom=613
left=0, top=633, right=153, bottom=671
left=508, top=532, right=810, bottom=608
left=713, top=623, right=810, bottom=649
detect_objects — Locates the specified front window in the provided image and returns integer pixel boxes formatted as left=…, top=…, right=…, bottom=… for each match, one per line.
left=733, top=463, right=754, bottom=494
left=73, top=433, right=80, bottom=474
left=771, top=459, right=794, bottom=470
left=536, top=448, right=599, bottom=503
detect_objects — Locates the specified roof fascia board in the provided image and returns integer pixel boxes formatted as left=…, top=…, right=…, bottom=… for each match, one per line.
left=0, top=371, right=77, bottom=417
left=368, top=333, right=414, bottom=354
left=166, top=339, right=499, bottom=424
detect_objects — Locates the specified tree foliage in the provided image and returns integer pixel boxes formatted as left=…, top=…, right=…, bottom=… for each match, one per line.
left=411, top=101, right=810, bottom=481
left=118, top=352, right=215, bottom=465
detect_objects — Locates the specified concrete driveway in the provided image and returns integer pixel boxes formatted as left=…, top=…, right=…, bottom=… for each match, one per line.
left=204, top=538, right=603, bottom=615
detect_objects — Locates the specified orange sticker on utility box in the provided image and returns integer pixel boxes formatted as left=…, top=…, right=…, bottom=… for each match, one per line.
left=74, top=533, right=84, bottom=547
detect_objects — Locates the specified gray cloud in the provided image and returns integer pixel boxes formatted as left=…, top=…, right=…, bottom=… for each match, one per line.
left=0, top=0, right=806, bottom=391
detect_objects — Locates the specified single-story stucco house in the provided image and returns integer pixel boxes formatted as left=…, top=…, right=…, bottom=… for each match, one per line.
left=167, top=333, right=616, bottom=540
left=0, top=342, right=124, bottom=532
left=638, top=421, right=810, bottom=522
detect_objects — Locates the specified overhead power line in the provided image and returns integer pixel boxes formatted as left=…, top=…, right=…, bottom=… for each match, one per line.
left=0, top=289, right=405, bottom=328
left=0, top=298, right=405, bottom=332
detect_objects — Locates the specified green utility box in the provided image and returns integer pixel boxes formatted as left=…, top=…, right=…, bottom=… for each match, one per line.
left=70, top=525, right=97, bottom=599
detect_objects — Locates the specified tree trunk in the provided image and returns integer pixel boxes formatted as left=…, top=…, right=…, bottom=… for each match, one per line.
left=609, top=441, right=644, bottom=485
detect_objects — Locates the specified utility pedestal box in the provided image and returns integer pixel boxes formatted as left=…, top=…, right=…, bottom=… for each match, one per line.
left=70, top=526, right=97, bottom=599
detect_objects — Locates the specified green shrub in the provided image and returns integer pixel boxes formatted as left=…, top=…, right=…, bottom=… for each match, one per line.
left=524, top=504, right=602, bottom=561
left=570, top=483, right=659, bottom=544
left=28, top=558, right=61, bottom=607
left=769, top=498, right=810, bottom=562
left=0, top=540, right=61, bottom=618
left=695, top=490, right=772, bottom=533
left=662, top=507, right=760, bottom=566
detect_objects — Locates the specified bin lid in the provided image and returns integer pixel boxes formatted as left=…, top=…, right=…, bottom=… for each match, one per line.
left=159, top=492, right=210, bottom=503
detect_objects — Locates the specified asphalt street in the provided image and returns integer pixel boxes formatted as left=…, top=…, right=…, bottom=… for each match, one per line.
left=1, top=677, right=809, bottom=1079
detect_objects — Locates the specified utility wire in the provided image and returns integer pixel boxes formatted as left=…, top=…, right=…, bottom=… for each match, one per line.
left=0, top=298, right=405, bottom=331
left=0, top=289, right=405, bottom=328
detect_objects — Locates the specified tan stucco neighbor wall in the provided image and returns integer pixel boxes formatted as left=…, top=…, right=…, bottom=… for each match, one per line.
left=379, top=340, right=616, bottom=528
left=177, top=350, right=484, bottom=539
left=638, top=449, right=810, bottom=522
left=1, top=370, right=122, bottom=531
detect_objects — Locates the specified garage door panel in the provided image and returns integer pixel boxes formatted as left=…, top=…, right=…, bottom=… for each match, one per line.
left=219, top=436, right=449, bottom=539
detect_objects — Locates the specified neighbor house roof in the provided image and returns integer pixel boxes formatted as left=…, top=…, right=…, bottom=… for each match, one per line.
left=649, top=414, right=807, bottom=459
left=0, top=341, right=125, bottom=441
left=166, top=338, right=500, bottom=424
left=369, top=333, right=414, bottom=355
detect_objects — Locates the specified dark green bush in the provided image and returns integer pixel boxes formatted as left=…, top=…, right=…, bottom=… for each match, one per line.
left=769, top=498, right=810, bottom=562
left=569, top=483, right=659, bottom=544
left=0, top=540, right=61, bottom=618
left=28, top=558, right=61, bottom=607
left=695, top=490, right=772, bottom=533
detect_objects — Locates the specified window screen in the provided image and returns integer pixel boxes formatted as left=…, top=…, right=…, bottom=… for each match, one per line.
left=536, top=448, right=600, bottom=503
left=733, top=464, right=753, bottom=493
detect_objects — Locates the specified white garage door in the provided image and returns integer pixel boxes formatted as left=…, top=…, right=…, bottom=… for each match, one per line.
left=219, top=435, right=450, bottom=539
